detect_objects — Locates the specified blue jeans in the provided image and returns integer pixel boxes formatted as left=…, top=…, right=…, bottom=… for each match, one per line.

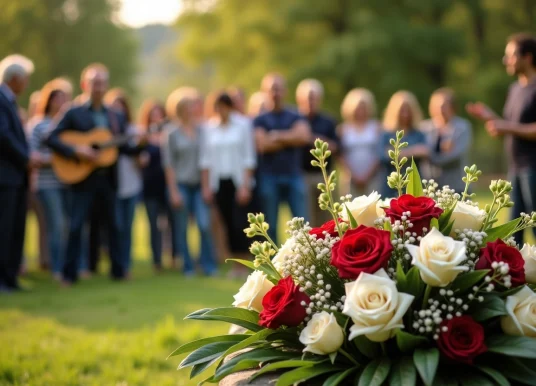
left=510, top=168, right=536, bottom=245
left=116, top=195, right=138, bottom=273
left=170, top=184, right=216, bottom=274
left=37, top=188, right=67, bottom=274
left=63, top=176, right=123, bottom=283
left=259, top=173, right=307, bottom=245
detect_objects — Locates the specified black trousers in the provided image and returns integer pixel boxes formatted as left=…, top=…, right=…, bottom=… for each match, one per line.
left=215, top=179, right=251, bottom=254
left=0, top=185, right=27, bottom=288
left=63, top=175, right=123, bottom=283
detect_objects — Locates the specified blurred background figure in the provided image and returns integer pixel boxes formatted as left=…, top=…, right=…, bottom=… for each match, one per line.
left=104, top=88, right=143, bottom=278
left=339, top=88, right=381, bottom=197
left=0, top=54, right=35, bottom=292
left=296, top=79, right=338, bottom=225
left=162, top=90, right=217, bottom=276
left=138, top=99, right=175, bottom=272
left=200, top=92, right=255, bottom=276
left=422, top=88, right=472, bottom=192
left=467, top=33, right=536, bottom=245
left=254, top=73, right=311, bottom=245
left=228, top=86, right=247, bottom=115
left=247, top=91, right=269, bottom=118
left=28, top=79, right=72, bottom=281
left=380, top=90, right=428, bottom=198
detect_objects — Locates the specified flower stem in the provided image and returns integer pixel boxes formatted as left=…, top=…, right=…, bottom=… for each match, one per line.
left=422, top=285, right=432, bottom=309
left=338, top=347, right=359, bottom=366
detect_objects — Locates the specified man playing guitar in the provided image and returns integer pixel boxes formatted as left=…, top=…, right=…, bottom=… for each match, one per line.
left=46, top=63, right=144, bottom=285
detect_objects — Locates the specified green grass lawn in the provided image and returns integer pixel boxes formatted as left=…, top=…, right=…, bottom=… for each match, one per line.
left=1, top=192, right=532, bottom=386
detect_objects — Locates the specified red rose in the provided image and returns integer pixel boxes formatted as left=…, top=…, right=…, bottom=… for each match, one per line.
left=385, top=194, right=443, bottom=236
left=259, top=276, right=309, bottom=329
left=437, top=316, right=487, bottom=364
left=331, top=225, right=393, bottom=280
left=476, top=239, right=525, bottom=287
left=309, top=219, right=342, bottom=240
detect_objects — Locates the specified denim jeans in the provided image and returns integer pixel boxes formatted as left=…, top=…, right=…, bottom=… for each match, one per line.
left=116, top=195, right=138, bottom=273
left=37, top=188, right=67, bottom=274
left=63, top=176, right=123, bottom=283
left=259, top=173, right=308, bottom=245
left=510, top=168, right=536, bottom=245
left=170, top=184, right=216, bottom=275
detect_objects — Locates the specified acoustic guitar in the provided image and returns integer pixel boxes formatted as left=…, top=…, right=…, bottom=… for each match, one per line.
left=51, top=127, right=140, bottom=185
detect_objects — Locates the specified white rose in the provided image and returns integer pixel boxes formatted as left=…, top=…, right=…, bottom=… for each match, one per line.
left=341, top=191, right=384, bottom=227
left=500, top=286, right=536, bottom=337
left=232, top=271, right=274, bottom=312
left=299, top=312, right=344, bottom=355
left=521, top=244, right=536, bottom=285
left=451, top=201, right=487, bottom=234
left=272, top=238, right=294, bottom=275
left=342, top=269, right=414, bottom=342
left=406, top=227, right=469, bottom=287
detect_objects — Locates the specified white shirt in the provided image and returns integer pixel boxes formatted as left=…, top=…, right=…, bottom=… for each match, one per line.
left=199, top=113, right=257, bottom=192
left=341, top=120, right=380, bottom=179
left=117, top=124, right=143, bottom=198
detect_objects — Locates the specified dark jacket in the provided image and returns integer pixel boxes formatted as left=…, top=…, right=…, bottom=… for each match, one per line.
left=46, top=102, right=143, bottom=189
left=0, top=86, right=28, bottom=187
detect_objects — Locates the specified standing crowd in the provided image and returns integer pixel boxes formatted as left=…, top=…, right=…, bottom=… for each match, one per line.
left=1, top=32, right=536, bottom=291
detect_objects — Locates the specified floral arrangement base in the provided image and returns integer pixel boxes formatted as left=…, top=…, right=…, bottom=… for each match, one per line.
left=172, top=135, right=536, bottom=386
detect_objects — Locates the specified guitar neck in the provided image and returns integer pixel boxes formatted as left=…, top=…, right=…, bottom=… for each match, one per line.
left=98, top=134, right=135, bottom=149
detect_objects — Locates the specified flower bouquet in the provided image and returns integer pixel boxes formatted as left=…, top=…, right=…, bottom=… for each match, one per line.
left=170, top=131, right=536, bottom=386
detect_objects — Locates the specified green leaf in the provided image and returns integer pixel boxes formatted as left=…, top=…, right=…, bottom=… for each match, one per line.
left=398, top=266, right=425, bottom=297
left=476, top=365, right=511, bottom=386
left=471, top=296, right=507, bottom=322
left=383, top=220, right=393, bottom=238
left=345, top=205, right=358, bottom=229
left=442, top=220, right=455, bottom=237
left=250, top=359, right=321, bottom=381
left=487, top=335, right=536, bottom=359
left=213, top=348, right=297, bottom=381
left=190, top=356, right=220, bottom=379
left=495, top=357, right=536, bottom=385
left=430, top=218, right=439, bottom=230
left=449, top=269, right=490, bottom=293
left=438, top=203, right=455, bottom=231
left=331, top=311, right=350, bottom=328
left=187, top=307, right=263, bottom=332
left=217, top=329, right=275, bottom=366
left=179, top=341, right=237, bottom=368
left=357, top=357, right=392, bottom=386
left=406, top=159, right=423, bottom=196
left=395, top=261, right=407, bottom=290
left=226, top=259, right=280, bottom=283
left=275, top=364, right=343, bottom=386
left=483, top=218, right=521, bottom=243
left=395, top=330, right=428, bottom=353
left=168, top=335, right=248, bottom=358
left=322, top=368, right=358, bottom=386
left=197, top=374, right=216, bottom=385
left=413, top=348, right=439, bottom=386
left=459, top=372, right=496, bottom=386
left=388, top=357, right=417, bottom=386
left=329, top=352, right=337, bottom=364
left=353, top=335, right=380, bottom=359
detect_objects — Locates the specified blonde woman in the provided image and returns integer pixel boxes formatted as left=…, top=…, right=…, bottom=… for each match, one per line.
left=162, top=90, right=217, bottom=276
left=339, top=88, right=381, bottom=196
left=380, top=91, right=428, bottom=197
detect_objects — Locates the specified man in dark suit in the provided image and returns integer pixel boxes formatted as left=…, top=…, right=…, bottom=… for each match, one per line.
left=0, top=54, right=37, bottom=292
left=47, top=63, right=143, bottom=285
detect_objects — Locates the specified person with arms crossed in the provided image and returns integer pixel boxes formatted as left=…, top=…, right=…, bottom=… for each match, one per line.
left=296, top=79, right=338, bottom=225
left=254, top=73, right=311, bottom=245
left=467, top=33, right=536, bottom=245
left=0, top=54, right=36, bottom=292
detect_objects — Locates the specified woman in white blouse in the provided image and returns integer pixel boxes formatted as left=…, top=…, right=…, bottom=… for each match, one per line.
left=200, top=92, right=256, bottom=261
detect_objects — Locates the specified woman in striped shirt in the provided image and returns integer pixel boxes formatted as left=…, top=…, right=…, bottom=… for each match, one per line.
left=28, top=79, right=71, bottom=280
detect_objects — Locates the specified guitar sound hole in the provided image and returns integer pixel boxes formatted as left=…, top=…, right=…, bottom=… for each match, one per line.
left=91, top=144, right=101, bottom=151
